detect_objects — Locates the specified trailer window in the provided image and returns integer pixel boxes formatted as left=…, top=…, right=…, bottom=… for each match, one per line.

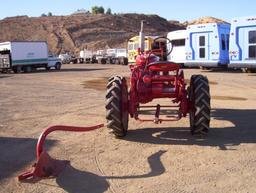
left=221, top=34, right=226, bottom=50
left=134, top=43, right=139, bottom=50
left=199, top=36, right=205, bottom=46
left=144, top=42, right=148, bottom=50
left=249, top=31, right=256, bottom=58
left=199, top=36, right=205, bottom=58
left=249, top=46, right=256, bottom=58
left=128, top=43, right=133, bottom=51
left=199, top=48, right=205, bottom=58
left=171, top=39, right=185, bottom=47
left=249, top=31, right=256, bottom=44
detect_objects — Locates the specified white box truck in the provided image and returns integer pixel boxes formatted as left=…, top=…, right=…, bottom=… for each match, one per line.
left=0, top=41, right=61, bottom=73
left=96, top=48, right=128, bottom=65
left=79, top=49, right=97, bottom=63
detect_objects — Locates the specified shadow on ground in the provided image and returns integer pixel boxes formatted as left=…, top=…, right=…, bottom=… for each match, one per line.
left=124, top=108, right=256, bottom=150
left=56, top=150, right=166, bottom=193
left=32, top=68, right=108, bottom=74
left=0, top=75, right=12, bottom=79
left=56, top=165, right=109, bottom=193
left=200, top=68, right=242, bottom=74
left=0, top=137, right=56, bottom=181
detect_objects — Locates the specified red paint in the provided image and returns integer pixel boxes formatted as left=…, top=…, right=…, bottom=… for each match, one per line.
left=18, top=124, right=104, bottom=181
left=127, top=49, right=189, bottom=122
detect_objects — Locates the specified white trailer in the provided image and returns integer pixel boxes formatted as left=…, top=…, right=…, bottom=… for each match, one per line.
left=79, top=49, right=97, bottom=63
left=105, top=48, right=128, bottom=65
left=229, top=16, right=256, bottom=72
left=185, top=23, right=230, bottom=68
left=0, top=41, right=61, bottom=73
left=167, top=30, right=186, bottom=65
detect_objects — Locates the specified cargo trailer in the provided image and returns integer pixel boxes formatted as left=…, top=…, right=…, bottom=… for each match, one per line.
left=229, top=16, right=256, bottom=72
left=185, top=23, right=230, bottom=68
left=167, top=30, right=186, bottom=65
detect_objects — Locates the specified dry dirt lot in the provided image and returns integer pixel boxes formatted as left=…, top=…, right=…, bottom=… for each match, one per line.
left=0, top=64, right=256, bottom=193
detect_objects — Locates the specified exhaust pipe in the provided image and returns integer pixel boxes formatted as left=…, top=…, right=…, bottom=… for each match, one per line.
left=139, top=20, right=146, bottom=52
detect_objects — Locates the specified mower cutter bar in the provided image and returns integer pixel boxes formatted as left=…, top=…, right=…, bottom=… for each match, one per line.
left=18, top=124, right=104, bottom=181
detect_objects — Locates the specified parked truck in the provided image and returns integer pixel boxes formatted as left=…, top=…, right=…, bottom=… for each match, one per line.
left=0, top=41, right=61, bottom=73
left=59, top=53, right=72, bottom=64
left=96, top=48, right=128, bottom=65
left=79, top=49, right=97, bottom=63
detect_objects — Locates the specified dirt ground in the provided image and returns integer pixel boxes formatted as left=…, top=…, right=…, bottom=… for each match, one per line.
left=0, top=64, right=256, bottom=193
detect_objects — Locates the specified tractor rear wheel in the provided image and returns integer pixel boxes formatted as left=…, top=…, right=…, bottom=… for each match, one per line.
left=105, top=76, right=129, bottom=137
left=189, top=75, right=211, bottom=135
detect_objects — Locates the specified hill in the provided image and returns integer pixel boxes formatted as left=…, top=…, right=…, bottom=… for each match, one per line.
left=184, top=16, right=229, bottom=25
left=0, top=14, right=185, bottom=54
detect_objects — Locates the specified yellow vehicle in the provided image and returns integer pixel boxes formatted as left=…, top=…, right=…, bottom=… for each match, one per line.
left=127, top=36, right=167, bottom=63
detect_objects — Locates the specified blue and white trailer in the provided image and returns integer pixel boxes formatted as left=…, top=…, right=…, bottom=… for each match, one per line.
left=229, top=16, right=256, bottom=71
left=185, top=23, right=230, bottom=68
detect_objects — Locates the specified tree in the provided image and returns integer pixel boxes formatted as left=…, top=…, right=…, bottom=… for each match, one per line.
left=106, top=8, right=112, bottom=15
left=41, top=13, right=47, bottom=17
left=91, top=6, right=105, bottom=14
left=48, top=12, right=53, bottom=16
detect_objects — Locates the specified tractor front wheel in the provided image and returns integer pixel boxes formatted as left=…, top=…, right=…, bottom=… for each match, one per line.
left=105, top=76, right=129, bottom=137
left=189, top=75, right=211, bottom=135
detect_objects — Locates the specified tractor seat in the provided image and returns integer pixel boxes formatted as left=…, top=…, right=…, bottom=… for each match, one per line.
left=147, top=61, right=180, bottom=72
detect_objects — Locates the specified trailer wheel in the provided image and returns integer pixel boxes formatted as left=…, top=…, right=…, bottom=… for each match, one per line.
left=115, top=59, right=120, bottom=65
left=13, top=66, right=22, bottom=73
left=200, top=66, right=211, bottom=70
left=242, top=68, right=256, bottom=73
left=123, top=58, right=128, bottom=65
left=45, top=65, right=51, bottom=70
left=106, top=76, right=129, bottom=137
left=99, top=58, right=106, bottom=64
left=23, top=66, right=32, bottom=73
left=189, top=75, right=211, bottom=135
left=55, top=63, right=61, bottom=70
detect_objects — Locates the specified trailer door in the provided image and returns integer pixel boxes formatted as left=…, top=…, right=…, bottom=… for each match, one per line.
left=239, top=27, right=256, bottom=60
left=0, top=50, right=11, bottom=69
left=192, top=33, right=209, bottom=60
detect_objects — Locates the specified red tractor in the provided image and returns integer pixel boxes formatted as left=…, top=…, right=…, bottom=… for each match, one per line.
left=106, top=24, right=210, bottom=138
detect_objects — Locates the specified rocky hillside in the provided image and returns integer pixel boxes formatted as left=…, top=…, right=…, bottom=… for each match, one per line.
left=0, top=14, right=185, bottom=54
left=184, top=16, right=229, bottom=25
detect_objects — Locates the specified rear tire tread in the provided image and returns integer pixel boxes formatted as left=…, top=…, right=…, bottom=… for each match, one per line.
left=190, top=75, right=211, bottom=135
left=105, top=76, right=128, bottom=137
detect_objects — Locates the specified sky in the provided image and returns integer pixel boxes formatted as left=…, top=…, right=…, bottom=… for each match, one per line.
left=0, top=0, right=255, bottom=22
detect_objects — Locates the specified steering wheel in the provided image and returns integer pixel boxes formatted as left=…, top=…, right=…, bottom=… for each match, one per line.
left=152, top=36, right=173, bottom=57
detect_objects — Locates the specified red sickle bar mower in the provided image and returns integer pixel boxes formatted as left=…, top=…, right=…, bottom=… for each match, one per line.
left=105, top=21, right=211, bottom=137
left=18, top=124, right=104, bottom=181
